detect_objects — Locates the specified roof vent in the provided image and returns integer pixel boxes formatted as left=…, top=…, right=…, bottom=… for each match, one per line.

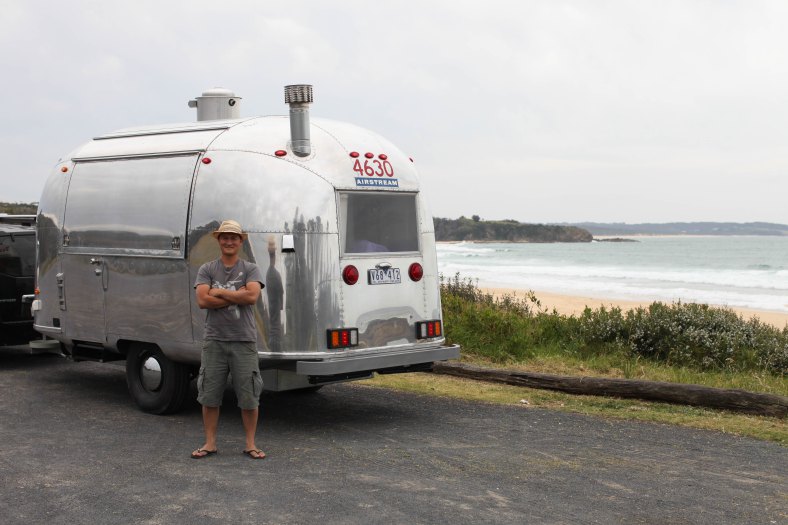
left=188, top=88, right=242, bottom=121
left=284, top=84, right=313, bottom=157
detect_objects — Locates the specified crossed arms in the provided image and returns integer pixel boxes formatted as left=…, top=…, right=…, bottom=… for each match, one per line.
left=195, top=282, right=262, bottom=310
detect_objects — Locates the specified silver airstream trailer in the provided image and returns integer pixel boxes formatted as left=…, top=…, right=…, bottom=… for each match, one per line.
left=32, top=85, right=459, bottom=413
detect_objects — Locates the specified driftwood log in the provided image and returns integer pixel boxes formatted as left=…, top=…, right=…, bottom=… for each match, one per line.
left=431, top=362, right=787, bottom=418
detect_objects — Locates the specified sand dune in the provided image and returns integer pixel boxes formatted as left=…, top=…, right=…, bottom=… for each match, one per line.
left=481, top=287, right=788, bottom=329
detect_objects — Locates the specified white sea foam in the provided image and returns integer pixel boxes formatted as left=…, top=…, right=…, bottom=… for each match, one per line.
left=438, top=242, right=497, bottom=255
left=437, top=237, right=788, bottom=312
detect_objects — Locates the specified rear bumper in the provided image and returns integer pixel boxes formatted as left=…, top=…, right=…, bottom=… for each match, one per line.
left=296, top=344, right=460, bottom=376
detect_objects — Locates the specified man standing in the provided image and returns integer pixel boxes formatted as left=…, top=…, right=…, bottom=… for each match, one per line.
left=191, top=220, right=266, bottom=460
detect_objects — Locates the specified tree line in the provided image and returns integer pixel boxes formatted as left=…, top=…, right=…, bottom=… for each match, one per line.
left=434, top=216, right=592, bottom=243
left=0, top=202, right=37, bottom=215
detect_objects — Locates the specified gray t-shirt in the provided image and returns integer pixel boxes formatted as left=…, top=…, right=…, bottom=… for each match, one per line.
left=195, top=259, right=264, bottom=342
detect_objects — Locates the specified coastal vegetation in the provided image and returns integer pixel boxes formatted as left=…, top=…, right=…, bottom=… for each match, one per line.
left=0, top=202, right=37, bottom=214
left=367, top=274, right=787, bottom=444
left=434, top=216, right=592, bottom=242
left=432, top=217, right=788, bottom=242
left=437, top=274, right=787, bottom=378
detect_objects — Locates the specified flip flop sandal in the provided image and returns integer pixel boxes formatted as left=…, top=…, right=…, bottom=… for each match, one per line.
left=191, top=448, right=218, bottom=459
left=242, top=449, right=266, bottom=460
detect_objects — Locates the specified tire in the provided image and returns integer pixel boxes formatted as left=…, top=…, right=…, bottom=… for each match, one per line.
left=126, top=343, right=191, bottom=414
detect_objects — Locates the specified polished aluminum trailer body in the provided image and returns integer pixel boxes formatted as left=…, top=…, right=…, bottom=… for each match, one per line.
left=34, top=107, right=458, bottom=409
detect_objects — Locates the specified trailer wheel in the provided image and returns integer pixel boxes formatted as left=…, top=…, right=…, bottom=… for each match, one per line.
left=126, top=343, right=191, bottom=414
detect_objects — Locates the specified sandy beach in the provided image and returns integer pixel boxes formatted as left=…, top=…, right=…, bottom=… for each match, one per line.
left=482, top=287, right=788, bottom=329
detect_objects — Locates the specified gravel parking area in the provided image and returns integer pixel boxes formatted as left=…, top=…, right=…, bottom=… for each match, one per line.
left=1, top=346, right=785, bottom=524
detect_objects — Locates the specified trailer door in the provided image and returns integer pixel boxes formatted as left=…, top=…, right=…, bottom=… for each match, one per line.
left=60, top=162, right=108, bottom=343
left=61, top=154, right=198, bottom=345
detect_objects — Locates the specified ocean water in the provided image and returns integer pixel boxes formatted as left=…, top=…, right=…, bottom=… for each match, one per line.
left=436, top=236, right=788, bottom=313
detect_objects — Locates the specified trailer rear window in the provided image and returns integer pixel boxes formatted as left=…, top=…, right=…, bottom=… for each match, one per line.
left=340, top=192, right=419, bottom=254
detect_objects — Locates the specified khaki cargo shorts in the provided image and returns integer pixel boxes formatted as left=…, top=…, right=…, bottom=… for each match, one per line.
left=197, top=340, right=263, bottom=410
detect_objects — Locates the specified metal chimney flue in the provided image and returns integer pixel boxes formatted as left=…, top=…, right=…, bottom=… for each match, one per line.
left=188, top=88, right=242, bottom=121
left=284, top=84, right=313, bottom=157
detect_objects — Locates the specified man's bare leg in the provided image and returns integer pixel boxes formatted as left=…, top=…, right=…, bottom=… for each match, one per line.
left=241, top=408, right=264, bottom=458
left=192, top=405, right=220, bottom=457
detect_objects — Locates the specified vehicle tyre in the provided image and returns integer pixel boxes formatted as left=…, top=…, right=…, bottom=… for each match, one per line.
left=126, top=343, right=191, bottom=414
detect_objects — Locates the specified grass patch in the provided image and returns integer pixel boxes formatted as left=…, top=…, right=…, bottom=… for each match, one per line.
left=360, top=373, right=788, bottom=445
left=498, top=354, right=787, bottom=396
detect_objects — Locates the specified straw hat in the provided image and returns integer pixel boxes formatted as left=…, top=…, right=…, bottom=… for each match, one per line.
left=212, top=219, right=248, bottom=240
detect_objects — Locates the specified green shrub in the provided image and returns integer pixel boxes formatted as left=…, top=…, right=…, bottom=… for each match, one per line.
left=439, top=274, right=788, bottom=376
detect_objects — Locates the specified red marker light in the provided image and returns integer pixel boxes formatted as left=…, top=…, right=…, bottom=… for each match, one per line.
left=408, top=262, right=423, bottom=282
left=342, top=265, right=359, bottom=285
left=275, top=150, right=287, bottom=157
left=378, top=154, right=388, bottom=160
left=201, top=158, right=212, bottom=164
left=364, top=152, right=374, bottom=159
left=60, top=166, right=68, bottom=173
left=349, top=152, right=360, bottom=158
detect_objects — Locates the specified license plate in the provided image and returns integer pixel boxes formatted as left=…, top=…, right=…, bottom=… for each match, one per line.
left=368, top=267, right=401, bottom=285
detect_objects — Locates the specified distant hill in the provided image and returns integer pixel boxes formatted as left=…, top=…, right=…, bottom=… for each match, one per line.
left=570, top=222, right=788, bottom=236
left=435, top=217, right=592, bottom=243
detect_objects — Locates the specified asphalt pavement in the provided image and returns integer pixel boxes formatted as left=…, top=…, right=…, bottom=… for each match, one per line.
left=0, top=345, right=785, bottom=524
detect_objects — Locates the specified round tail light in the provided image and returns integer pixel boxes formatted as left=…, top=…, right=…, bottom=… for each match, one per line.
left=408, top=262, right=423, bottom=282
left=342, top=265, right=359, bottom=285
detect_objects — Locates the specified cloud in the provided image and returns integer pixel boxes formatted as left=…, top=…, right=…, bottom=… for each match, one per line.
left=1, top=0, right=786, bottom=223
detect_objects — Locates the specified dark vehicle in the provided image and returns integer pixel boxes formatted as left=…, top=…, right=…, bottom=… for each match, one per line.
left=0, top=216, right=37, bottom=346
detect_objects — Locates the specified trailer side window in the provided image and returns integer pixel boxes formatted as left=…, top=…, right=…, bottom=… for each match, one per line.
left=63, top=155, right=197, bottom=255
left=340, top=192, right=419, bottom=254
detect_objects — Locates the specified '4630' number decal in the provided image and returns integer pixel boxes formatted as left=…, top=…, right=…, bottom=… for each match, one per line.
left=353, top=158, right=395, bottom=177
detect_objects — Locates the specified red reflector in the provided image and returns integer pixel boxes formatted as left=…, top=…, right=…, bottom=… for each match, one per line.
left=275, top=150, right=287, bottom=157
left=342, top=265, right=359, bottom=285
left=202, top=158, right=212, bottom=164
left=364, top=152, right=374, bottom=159
left=408, top=262, right=423, bottom=282
left=379, top=154, right=388, bottom=160
left=350, top=152, right=360, bottom=158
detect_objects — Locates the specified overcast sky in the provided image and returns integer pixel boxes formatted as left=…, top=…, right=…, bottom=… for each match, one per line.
left=2, top=0, right=786, bottom=223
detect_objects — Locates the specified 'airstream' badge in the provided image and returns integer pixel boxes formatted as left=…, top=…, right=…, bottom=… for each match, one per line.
left=355, top=178, right=399, bottom=187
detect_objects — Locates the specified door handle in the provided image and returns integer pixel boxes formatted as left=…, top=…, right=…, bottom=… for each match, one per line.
left=89, top=258, right=102, bottom=265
